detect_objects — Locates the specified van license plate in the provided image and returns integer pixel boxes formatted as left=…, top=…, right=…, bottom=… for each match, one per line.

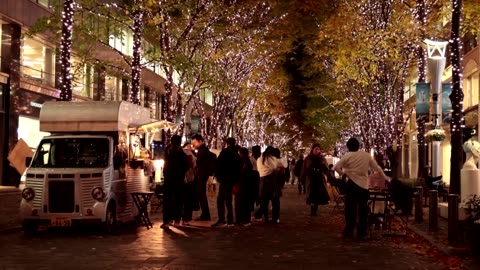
left=51, top=217, right=72, bottom=227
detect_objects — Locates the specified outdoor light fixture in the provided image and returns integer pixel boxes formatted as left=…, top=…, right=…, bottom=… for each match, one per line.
left=424, top=39, right=448, bottom=178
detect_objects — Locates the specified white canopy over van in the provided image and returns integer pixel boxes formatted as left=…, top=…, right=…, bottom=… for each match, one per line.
left=39, top=101, right=151, bottom=132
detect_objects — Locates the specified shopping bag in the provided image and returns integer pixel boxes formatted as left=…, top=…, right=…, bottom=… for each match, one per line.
left=207, top=176, right=217, bottom=197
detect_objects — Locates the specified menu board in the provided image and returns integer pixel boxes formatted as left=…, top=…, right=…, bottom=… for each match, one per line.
left=7, top=139, right=34, bottom=175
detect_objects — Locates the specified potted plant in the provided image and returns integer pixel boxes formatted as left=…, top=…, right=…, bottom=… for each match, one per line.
left=464, top=194, right=480, bottom=254
left=425, top=129, right=446, bottom=142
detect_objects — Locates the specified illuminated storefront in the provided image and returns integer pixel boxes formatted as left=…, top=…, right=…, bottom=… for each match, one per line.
left=13, top=90, right=56, bottom=148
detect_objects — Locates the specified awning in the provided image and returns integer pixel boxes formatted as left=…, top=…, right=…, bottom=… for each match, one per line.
left=133, top=120, right=178, bottom=133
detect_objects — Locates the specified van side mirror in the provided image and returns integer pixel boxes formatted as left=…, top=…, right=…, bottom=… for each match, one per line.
left=25, top=157, right=32, bottom=167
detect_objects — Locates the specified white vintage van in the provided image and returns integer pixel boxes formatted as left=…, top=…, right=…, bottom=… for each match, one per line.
left=19, top=101, right=171, bottom=233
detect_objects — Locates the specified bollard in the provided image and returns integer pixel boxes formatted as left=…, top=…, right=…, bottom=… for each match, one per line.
left=448, top=194, right=459, bottom=244
left=415, top=186, right=423, bottom=223
left=428, top=190, right=438, bottom=232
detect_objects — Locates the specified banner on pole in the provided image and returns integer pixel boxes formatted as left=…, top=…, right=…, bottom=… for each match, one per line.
left=416, top=83, right=430, bottom=122
left=441, top=83, right=452, bottom=124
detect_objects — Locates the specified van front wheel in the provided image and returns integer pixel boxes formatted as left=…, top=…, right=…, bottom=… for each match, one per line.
left=104, top=202, right=117, bottom=234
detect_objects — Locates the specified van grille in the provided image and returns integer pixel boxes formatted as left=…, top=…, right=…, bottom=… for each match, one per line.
left=48, top=181, right=75, bottom=213
left=81, top=177, right=103, bottom=208
left=27, top=178, right=44, bottom=209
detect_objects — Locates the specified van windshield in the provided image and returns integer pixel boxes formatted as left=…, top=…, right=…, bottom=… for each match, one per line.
left=30, top=138, right=110, bottom=168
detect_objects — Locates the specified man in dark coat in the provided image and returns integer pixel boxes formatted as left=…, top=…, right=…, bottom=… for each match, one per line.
left=191, top=134, right=214, bottom=221
left=161, top=135, right=189, bottom=229
left=212, top=137, right=242, bottom=227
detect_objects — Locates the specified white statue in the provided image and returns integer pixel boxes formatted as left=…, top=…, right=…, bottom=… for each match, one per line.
left=463, top=139, right=480, bottom=170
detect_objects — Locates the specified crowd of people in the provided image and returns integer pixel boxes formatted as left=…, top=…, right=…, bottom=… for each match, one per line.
left=160, top=134, right=292, bottom=229
left=158, top=135, right=388, bottom=242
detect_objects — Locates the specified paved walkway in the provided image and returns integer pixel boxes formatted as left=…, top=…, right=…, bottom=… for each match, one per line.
left=407, top=203, right=480, bottom=270
left=0, top=184, right=460, bottom=269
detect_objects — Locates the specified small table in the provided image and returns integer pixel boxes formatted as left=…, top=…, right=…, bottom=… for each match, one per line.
left=131, top=192, right=154, bottom=229
left=367, top=189, right=407, bottom=237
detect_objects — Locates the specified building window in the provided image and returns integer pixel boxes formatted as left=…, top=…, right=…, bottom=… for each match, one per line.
left=463, top=32, right=478, bottom=55
left=21, top=38, right=55, bottom=87
left=465, top=76, right=473, bottom=108
left=144, top=87, right=158, bottom=119
left=121, top=79, right=129, bottom=101
left=201, top=89, right=213, bottom=105
left=108, top=25, right=133, bottom=57
left=155, top=93, right=161, bottom=120
left=93, top=66, right=106, bottom=101
left=105, top=75, right=121, bottom=101
left=144, top=87, right=150, bottom=108
left=471, top=73, right=479, bottom=107
left=35, top=0, right=59, bottom=9
left=71, top=57, right=93, bottom=98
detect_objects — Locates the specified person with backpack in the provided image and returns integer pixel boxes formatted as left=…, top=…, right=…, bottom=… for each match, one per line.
left=294, top=155, right=305, bottom=194
left=191, top=134, right=216, bottom=221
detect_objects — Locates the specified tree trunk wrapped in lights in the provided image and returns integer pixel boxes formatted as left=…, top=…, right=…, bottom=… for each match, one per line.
left=130, top=4, right=145, bottom=105
left=449, top=0, right=464, bottom=196
left=59, top=0, right=74, bottom=101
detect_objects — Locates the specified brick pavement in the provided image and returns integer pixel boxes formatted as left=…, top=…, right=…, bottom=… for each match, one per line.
left=0, top=187, right=21, bottom=232
left=407, top=204, right=480, bottom=270
left=0, top=184, right=456, bottom=269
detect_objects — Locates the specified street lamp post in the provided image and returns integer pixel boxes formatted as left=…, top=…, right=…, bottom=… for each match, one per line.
left=425, top=39, right=448, bottom=178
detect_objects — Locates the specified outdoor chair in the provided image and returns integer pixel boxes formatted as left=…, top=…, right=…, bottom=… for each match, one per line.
left=150, top=183, right=164, bottom=213
left=329, top=178, right=346, bottom=212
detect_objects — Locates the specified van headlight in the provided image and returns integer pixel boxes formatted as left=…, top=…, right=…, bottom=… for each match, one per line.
left=91, top=187, right=105, bottom=201
left=22, top=188, right=35, bottom=201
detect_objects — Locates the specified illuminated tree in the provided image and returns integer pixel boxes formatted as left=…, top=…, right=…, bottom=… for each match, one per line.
left=317, top=0, right=419, bottom=176
left=77, top=0, right=153, bottom=105
left=184, top=1, right=287, bottom=147
left=149, top=0, right=221, bottom=124
left=29, top=0, right=155, bottom=105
